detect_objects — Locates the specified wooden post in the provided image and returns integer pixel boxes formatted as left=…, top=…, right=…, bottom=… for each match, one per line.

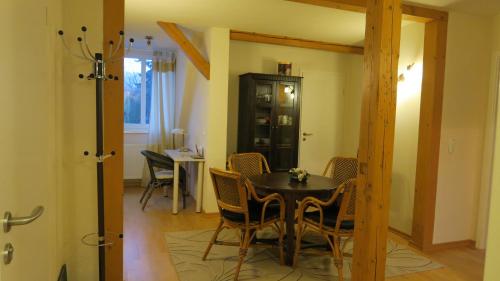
left=351, top=0, right=401, bottom=280
left=103, top=0, right=124, bottom=280
left=412, top=18, right=448, bottom=251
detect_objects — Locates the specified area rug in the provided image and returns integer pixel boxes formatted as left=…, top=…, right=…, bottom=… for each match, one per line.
left=165, top=229, right=442, bottom=281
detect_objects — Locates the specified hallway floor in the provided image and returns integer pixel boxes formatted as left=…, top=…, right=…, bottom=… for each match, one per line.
left=124, top=186, right=485, bottom=281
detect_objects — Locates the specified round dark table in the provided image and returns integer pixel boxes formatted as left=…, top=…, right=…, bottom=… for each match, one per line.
left=248, top=172, right=338, bottom=265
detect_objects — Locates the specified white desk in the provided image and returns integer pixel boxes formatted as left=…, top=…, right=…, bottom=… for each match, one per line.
left=165, top=149, right=205, bottom=214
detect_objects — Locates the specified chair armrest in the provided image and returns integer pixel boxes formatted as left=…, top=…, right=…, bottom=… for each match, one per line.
left=245, top=179, right=285, bottom=225
left=259, top=193, right=285, bottom=225
left=297, top=198, right=326, bottom=229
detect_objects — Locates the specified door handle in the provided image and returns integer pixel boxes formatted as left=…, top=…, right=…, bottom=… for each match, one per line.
left=302, top=132, right=313, bottom=137
left=3, top=206, right=44, bottom=233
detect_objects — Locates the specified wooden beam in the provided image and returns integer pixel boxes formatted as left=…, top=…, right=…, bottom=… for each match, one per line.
left=402, top=5, right=448, bottom=23
left=412, top=18, right=448, bottom=252
left=103, top=0, right=124, bottom=280
left=157, top=21, right=210, bottom=80
left=287, top=0, right=366, bottom=13
left=230, top=30, right=364, bottom=55
left=352, top=0, right=401, bottom=280
left=287, top=0, right=447, bottom=22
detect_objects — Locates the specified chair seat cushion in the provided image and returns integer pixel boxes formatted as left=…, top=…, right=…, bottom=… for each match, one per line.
left=222, top=200, right=281, bottom=223
left=155, top=169, right=174, bottom=180
left=304, top=206, right=354, bottom=230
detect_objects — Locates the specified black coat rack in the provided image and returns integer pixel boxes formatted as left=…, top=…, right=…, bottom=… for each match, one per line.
left=58, top=26, right=133, bottom=281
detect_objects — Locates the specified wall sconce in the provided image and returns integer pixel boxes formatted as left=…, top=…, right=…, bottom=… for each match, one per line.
left=398, top=63, right=415, bottom=82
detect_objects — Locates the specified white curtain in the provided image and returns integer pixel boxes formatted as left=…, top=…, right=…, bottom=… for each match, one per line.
left=142, top=50, right=176, bottom=185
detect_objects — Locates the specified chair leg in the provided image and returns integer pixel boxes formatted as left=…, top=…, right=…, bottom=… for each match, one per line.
left=293, top=223, right=303, bottom=268
left=182, top=185, right=187, bottom=209
left=234, top=229, right=251, bottom=281
left=141, top=183, right=156, bottom=210
left=139, top=180, right=152, bottom=203
left=278, top=220, right=285, bottom=265
left=202, top=220, right=224, bottom=260
left=332, top=236, right=344, bottom=281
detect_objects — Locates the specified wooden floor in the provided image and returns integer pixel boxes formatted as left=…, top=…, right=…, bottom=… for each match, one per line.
left=124, top=186, right=485, bottom=281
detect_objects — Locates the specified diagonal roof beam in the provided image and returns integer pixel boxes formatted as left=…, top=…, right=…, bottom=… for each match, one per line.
left=157, top=21, right=210, bottom=80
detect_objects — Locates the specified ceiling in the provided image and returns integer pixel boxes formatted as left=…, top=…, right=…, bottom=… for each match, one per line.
left=125, top=0, right=500, bottom=50
left=408, top=0, right=500, bottom=16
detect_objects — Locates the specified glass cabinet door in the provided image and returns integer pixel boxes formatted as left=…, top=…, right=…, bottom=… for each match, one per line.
left=253, top=80, right=274, bottom=161
left=272, top=82, right=297, bottom=170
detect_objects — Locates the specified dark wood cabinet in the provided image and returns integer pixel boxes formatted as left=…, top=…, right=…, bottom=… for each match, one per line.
left=237, top=73, right=302, bottom=172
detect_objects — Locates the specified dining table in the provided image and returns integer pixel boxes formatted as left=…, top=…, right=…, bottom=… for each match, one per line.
left=248, top=172, right=338, bottom=266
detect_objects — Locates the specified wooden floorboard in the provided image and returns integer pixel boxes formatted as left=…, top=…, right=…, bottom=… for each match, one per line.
left=123, top=187, right=484, bottom=281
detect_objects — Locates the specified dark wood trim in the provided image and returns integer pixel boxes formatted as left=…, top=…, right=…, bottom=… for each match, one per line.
left=230, top=30, right=364, bottom=55
left=412, top=18, right=448, bottom=252
left=352, top=0, right=402, bottom=280
left=103, top=0, right=124, bottom=279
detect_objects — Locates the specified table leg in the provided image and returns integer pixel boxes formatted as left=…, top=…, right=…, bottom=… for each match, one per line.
left=196, top=162, right=204, bottom=213
left=285, top=194, right=296, bottom=266
left=172, top=161, right=179, bottom=214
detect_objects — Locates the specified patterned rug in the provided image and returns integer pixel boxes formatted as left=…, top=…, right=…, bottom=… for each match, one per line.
left=165, top=228, right=442, bottom=281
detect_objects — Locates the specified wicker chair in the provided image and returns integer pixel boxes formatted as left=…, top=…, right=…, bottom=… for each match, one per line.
left=293, top=179, right=357, bottom=281
left=322, top=157, right=358, bottom=182
left=227, top=152, right=271, bottom=178
left=292, top=157, right=358, bottom=280
left=203, top=168, right=285, bottom=281
left=140, top=150, right=187, bottom=210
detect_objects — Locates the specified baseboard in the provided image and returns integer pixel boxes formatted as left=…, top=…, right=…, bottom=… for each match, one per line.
left=388, top=227, right=476, bottom=253
left=124, top=179, right=142, bottom=188
left=389, top=227, right=413, bottom=241
left=427, top=239, right=476, bottom=252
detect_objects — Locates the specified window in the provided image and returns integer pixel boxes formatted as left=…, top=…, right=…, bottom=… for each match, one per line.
left=124, top=58, right=152, bottom=132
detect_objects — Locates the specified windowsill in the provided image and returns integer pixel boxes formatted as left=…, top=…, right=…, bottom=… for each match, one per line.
left=125, top=130, right=149, bottom=134
left=125, top=124, right=149, bottom=134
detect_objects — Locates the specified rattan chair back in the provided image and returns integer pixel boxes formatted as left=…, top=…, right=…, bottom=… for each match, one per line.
left=336, top=179, right=357, bottom=227
left=209, top=168, right=249, bottom=215
left=323, top=157, right=358, bottom=185
left=228, top=153, right=271, bottom=178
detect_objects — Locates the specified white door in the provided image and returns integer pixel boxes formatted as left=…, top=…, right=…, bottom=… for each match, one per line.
left=299, top=71, right=345, bottom=175
left=0, top=1, right=58, bottom=280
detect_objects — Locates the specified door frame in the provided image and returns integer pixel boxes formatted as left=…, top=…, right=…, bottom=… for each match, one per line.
left=283, top=0, right=449, bottom=252
left=103, top=0, right=125, bottom=280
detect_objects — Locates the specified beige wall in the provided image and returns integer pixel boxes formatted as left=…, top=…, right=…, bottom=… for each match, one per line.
left=57, top=0, right=106, bottom=279
left=483, top=12, right=500, bottom=281
left=124, top=133, right=147, bottom=179
left=175, top=27, right=230, bottom=212
left=390, top=23, right=425, bottom=235
left=341, top=56, right=363, bottom=156
left=203, top=27, right=230, bottom=212
left=227, top=40, right=362, bottom=167
left=341, top=23, right=425, bottom=235
left=433, top=12, right=492, bottom=244
left=175, top=29, right=210, bottom=201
